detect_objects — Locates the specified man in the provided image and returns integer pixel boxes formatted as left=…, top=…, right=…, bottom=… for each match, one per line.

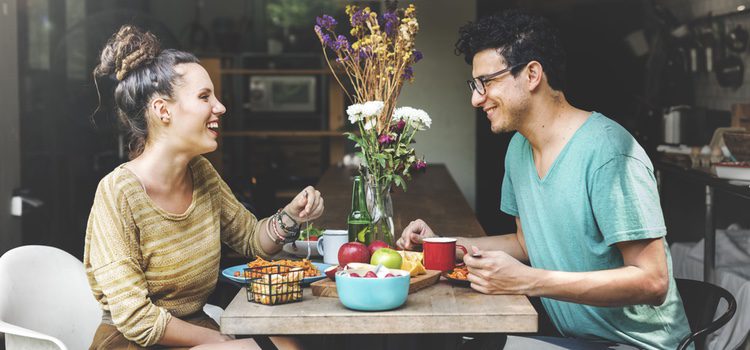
left=397, top=10, right=691, bottom=350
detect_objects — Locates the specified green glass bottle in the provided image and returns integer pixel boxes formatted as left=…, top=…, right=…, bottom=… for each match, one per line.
left=347, top=175, right=372, bottom=244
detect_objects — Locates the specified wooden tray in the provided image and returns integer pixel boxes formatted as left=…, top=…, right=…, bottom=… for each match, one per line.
left=310, top=269, right=441, bottom=298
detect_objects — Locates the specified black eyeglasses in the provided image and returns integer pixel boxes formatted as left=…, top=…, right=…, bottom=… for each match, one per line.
left=467, top=62, right=528, bottom=95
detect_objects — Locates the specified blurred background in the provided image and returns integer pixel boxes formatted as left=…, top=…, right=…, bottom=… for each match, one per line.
left=1, top=0, right=749, bottom=263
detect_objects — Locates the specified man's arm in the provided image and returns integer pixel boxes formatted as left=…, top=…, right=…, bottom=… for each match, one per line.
left=527, top=237, right=669, bottom=306
left=396, top=218, right=529, bottom=262
left=456, top=217, right=528, bottom=262
left=465, top=218, right=669, bottom=307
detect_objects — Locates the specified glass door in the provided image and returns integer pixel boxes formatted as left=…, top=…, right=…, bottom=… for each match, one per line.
left=1, top=0, right=22, bottom=254
left=14, top=0, right=179, bottom=258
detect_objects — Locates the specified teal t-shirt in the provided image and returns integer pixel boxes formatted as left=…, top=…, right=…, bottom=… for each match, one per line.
left=500, top=112, right=691, bottom=350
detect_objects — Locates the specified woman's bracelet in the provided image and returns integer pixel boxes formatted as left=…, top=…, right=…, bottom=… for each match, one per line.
left=266, top=211, right=300, bottom=244
left=277, top=209, right=300, bottom=235
left=265, top=216, right=284, bottom=245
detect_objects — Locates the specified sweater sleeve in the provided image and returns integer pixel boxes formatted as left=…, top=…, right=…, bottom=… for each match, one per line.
left=85, top=176, right=173, bottom=347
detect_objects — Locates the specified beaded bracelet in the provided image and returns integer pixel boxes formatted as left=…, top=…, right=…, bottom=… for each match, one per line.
left=270, top=215, right=287, bottom=243
left=265, top=216, right=284, bottom=245
left=269, top=211, right=300, bottom=244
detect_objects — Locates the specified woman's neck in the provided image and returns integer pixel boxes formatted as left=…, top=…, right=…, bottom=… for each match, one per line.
left=127, top=144, right=194, bottom=193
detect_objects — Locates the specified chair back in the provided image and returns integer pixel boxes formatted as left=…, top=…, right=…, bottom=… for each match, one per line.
left=676, top=278, right=737, bottom=350
left=0, top=245, right=101, bottom=350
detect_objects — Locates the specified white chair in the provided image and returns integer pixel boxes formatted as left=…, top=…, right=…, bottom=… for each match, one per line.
left=0, top=245, right=225, bottom=350
left=0, top=245, right=101, bottom=350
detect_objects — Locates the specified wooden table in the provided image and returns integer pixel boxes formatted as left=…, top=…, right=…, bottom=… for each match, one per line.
left=221, top=281, right=537, bottom=335
left=312, top=164, right=486, bottom=238
left=220, top=164, right=537, bottom=336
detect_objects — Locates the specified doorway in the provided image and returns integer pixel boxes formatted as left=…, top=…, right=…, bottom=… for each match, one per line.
left=0, top=0, right=21, bottom=254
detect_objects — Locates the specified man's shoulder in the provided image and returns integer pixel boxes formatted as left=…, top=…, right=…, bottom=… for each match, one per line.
left=507, top=131, right=527, bottom=151
left=583, top=113, right=651, bottom=167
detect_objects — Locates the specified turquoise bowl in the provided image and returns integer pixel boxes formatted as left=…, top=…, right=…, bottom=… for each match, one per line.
left=335, top=269, right=410, bottom=311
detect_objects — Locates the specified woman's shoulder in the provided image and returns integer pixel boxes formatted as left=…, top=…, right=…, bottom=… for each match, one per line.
left=96, top=164, right=142, bottom=197
left=190, top=155, right=221, bottom=182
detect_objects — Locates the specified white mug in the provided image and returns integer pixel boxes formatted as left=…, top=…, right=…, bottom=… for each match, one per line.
left=316, top=229, right=348, bottom=265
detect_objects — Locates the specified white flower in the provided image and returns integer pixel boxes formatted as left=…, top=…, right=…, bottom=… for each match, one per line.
left=362, top=101, right=385, bottom=118
left=363, top=118, right=376, bottom=131
left=347, top=103, right=365, bottom=124
left=347, top=101, right=384, bottom=125
left=394, top=106, right=431, bottom=130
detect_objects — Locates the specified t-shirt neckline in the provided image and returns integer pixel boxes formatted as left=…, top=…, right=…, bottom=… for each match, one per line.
left=531, top=112, right=597, bottom=184
left=119, top=159, right=199, bottom=219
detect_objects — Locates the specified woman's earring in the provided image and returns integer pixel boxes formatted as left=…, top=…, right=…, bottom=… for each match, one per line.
left=161, top=112, right=171, bottom=123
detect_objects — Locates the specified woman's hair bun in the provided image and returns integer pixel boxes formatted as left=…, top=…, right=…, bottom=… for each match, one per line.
left=94, top=25, right=161, bottom=81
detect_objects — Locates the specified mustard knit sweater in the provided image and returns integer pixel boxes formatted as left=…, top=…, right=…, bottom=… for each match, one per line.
left=83, top=156, right=271, bottom=346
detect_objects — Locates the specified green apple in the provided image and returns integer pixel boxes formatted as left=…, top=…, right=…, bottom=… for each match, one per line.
left=370, top=248, right=403, bottom=270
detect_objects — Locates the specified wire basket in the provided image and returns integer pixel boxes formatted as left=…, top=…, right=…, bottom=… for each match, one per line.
left=244, top=265, right=304, bottom=305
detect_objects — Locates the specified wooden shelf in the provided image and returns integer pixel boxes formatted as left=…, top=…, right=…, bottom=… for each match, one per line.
left=201, top=56, right=349, bottom=176
left=221, top=69, right=333, bottom=75
left=221, top=130, right=348, bottom=138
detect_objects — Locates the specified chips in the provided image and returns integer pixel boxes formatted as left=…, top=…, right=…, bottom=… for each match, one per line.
left=246, top=257, right=320, bottom=278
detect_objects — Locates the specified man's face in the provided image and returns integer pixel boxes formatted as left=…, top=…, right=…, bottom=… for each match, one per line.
left=470, top=49, right=527, bottom=134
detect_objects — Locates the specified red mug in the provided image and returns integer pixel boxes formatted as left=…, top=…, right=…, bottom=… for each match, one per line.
left=423, top=237, right=467, bottom=271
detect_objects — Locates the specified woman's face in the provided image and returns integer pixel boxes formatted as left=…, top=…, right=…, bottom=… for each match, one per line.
left=162, top=62, right=226, bottom=155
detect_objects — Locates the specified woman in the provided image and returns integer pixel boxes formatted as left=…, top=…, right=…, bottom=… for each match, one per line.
left=84, top=25, right=323, bottom=349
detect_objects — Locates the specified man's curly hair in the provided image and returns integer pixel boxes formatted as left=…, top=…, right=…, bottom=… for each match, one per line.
left=455, top=10, right=566, bottom=91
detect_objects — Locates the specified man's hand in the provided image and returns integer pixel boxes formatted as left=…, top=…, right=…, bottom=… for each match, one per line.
left=395, top=219, right=437, bottom=250
left=464, top=247, right=534, bottom=295
left=284, top=186, right=324, bottom=223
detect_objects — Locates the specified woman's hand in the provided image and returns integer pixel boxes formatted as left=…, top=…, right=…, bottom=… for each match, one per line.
left=395, top=219, right=437, bottom=250
left=283, top=186, right=324, bottom=223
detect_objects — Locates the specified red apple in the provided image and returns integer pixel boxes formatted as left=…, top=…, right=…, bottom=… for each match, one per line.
left=324, top=265, right=343, bottom=281
left=367, top=240, right=390, bottom=255
left=338, top=242, right=371, bottom=267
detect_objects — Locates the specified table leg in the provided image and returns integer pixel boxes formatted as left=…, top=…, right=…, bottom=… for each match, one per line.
left=704, top=185, right=715, bottom=283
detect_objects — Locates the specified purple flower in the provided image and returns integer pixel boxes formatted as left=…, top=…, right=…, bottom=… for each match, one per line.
left=391, top=119, right=406, bottom=133
left=335, top=35, right=349, bottom=51
left=383, top=11, right=398, bottom=37
left=378, top=134, right=395, bottom=145
left=350, top=9, right=368, bottom=27
left=316, top=15, right=337, bottom=30
left=413, top=160, right=427, bottom=171
left=401, top=66, right=414, bottom=80
left=321, top=33, right=337, bottom=50
left=413, top=50, right=423, bottom=62
left=358, top=48, right=370, bottom=60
